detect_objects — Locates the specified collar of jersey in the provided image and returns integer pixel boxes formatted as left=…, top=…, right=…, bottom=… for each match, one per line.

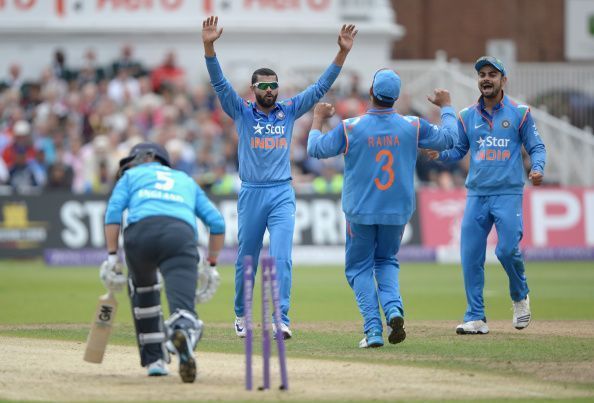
left=478, top=92, right=506, bottom=114
left=252, top=102, right=281, bottom=117
left=367, top=107, right=396, bottom=114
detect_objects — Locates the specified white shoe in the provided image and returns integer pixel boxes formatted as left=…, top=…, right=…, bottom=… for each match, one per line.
left=272, top=322, right=292, bottom=340
left=234, top=316, right=246, bottom=338
left=513, top=295, right=531, bottom=330
left=456, top=320, right=489, bottom=335
left=147, top=359, right=169, bottom=376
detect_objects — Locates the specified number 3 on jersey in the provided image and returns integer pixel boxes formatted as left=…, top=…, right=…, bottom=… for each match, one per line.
left=374, top=149, right=395, bottom=190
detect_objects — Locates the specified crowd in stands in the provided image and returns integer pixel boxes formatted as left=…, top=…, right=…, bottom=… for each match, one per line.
left=0, top=46, right=468, bottom=196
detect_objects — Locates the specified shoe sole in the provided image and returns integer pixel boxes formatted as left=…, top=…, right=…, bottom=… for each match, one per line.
left=172, top=330, right=196, bottom=383
left=361, top=336, right=384, bottom=348
left=514, top=315, right=531, bottom=330
left=456, top=327, right=489, bottom=335
left=388, top=316, right=406, bottom=344
left=147, top=370, right=168, bottom=377
left=275, top=331, right=291, bottom=340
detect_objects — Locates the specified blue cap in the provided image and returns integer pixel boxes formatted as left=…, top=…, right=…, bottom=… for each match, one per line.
left=474, top=56, right=506, bottom=76
left=372, top=69, right=401, bottom=102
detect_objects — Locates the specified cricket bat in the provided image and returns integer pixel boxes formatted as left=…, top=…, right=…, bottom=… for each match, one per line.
left=83, top=291, right=118, bottom=363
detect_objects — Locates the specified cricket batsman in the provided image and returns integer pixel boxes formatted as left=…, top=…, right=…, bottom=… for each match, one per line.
left=101, top=142, right=225, bottom=382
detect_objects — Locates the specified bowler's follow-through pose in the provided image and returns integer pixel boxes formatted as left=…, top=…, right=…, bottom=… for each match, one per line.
left=101, top=142, right=225, bottom=382
left=307, top=70, right=459, bottom=347
left=201, top=16, right=357, bottom=339
left=428, top=56, right=546, bottom=334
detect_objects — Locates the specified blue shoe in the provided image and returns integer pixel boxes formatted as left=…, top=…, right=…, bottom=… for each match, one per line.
left=387, top=312, right=406, bottom=344
left=358, top=329, right=384, bottom=348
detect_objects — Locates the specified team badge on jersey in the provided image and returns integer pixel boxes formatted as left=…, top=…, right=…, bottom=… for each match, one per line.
left=276, top=111, right=285, bottom=120
left=502, top=120, right=510, bottom=128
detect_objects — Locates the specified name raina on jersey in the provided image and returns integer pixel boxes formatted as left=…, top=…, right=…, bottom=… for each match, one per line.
left=367, top=135, right=400, bottom=147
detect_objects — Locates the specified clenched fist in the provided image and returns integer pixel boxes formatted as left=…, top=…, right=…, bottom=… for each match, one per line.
left=313, top=102, right=335, bottom=120
left=427, top=89, right=452, bottom=108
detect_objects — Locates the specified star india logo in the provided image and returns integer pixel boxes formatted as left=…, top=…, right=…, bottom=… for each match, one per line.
left=253, top=122, right=264, bottom=135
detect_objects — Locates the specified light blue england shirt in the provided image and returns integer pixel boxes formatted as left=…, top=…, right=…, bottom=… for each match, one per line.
left=104, top=162, right=225, bottom=240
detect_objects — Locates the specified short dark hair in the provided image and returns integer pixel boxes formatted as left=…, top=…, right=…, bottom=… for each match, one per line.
left=371, top=94, right=395, bottom=108
left=251, top=68, right=277, bottom=84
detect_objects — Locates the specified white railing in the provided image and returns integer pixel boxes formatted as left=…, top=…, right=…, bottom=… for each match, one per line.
left=392, top=53, right=594, bottom=186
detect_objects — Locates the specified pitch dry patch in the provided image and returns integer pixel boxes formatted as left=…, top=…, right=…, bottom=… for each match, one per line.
left=0, top=335, right=592, bottom=401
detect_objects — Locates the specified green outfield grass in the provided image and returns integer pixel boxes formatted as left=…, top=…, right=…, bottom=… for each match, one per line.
left=1, top=259, right=593, bottom=401
left=1, top=260, right=593, bottom=325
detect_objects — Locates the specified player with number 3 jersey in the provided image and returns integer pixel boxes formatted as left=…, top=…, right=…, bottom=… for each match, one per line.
left=307, top=69, right=458, bottom=348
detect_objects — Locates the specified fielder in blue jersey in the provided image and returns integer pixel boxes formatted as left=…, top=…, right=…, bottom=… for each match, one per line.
left=102, top=142, right=225, bottom=382
left=428, top=56, right=546, bottom=335
left=201, top=16, right=357, bottom=339
left=307, top=69, right=459, bottom=348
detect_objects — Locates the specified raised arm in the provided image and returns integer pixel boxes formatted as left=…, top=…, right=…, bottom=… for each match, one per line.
left=334, top=24, right=358, bottom=67
left=202, top=16, right=242, bottom=120
left=293, top=25, right=358, bottom=118
left=202, top=15, right=222, bottom=58
left=417, top=89, right=459, bottom=151
left=307, top=103, right=347, bottom=159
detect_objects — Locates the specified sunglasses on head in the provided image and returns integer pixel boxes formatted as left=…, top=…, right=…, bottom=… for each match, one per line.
left=253, top=81, right=279, bottom=90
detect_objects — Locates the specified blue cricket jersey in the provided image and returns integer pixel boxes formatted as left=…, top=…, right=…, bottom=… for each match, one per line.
left=104, top=162, right=225, bottom=240
left=206, top=55, right=341, bottom=184
left=308, top=106, right=458, bottom=225
left=439, top=94, right=546, bottom=196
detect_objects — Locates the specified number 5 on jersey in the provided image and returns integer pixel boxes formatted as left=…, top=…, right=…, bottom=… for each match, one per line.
left=374, top=149, right=395, bottom=190
left=155, top=171, right=174, bottom=190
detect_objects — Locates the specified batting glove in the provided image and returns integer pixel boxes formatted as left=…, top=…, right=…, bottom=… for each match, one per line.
left=99, top=254, right=127, bottom=292
left=195, top=261, right=220, bottom=304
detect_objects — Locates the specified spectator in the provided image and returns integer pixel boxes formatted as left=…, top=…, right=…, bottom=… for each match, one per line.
left=165, top=138, right=196, bottom=176
left=111, top=44, right=146, bottom=78
left=151, top=51, right=185, bottom=93
left=8, top=145, right=41, bottom=192
left=51, top=49, right=75, bottom=82
left=209, top=163, right=240, bottom=195
left=0, top=156, right=8, bottom=185
left=46, top=159, right=74, bottom=191
left=77, top=49, right=106, bottom=85
left=107, top=67, right=140, bottom=105
left=1, top=63, right=24, bottom=92
left=2, top=120, right=36, bottom=169
left=312, top=163, right=343, bottom=194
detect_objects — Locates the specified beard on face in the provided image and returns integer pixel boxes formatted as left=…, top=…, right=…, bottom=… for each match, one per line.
left=479, top=81, right=502, bottom=99
left=256, top=92, right=277, bottom=108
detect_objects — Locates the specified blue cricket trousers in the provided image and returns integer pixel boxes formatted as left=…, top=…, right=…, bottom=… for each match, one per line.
left=234, top=181, right=295, bottom=325
left=345, top=222, right=405, bottom=334
left=461, top=194, right=529, bottom=322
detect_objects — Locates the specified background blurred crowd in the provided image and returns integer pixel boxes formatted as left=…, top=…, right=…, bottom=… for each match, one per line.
left=0, top=46, right=469, bottom=196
